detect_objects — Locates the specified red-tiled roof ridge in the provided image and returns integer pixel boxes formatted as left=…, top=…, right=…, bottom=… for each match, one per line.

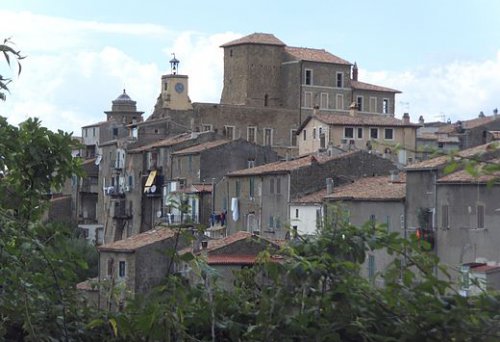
left=437, top=158, right=500, bottom=184
left=98, top=227, right=176, bottom=253
left=438, top=115, right=500, bottom=134
left=285, top=46, right=351, bottom=65
left=350, top=80, right=401, bottom=94
left=221, top=33, right=286, bottom=47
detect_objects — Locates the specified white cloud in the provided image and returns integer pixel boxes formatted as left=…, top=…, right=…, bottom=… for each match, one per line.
left=361, top=51, right=500, bottom=123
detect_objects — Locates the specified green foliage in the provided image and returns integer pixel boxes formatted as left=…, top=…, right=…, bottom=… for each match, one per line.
left=0, top=38, right=24, bottom=101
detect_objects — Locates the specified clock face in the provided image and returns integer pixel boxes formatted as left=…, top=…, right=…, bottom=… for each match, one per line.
left=175, top=82, right=184, bottom=93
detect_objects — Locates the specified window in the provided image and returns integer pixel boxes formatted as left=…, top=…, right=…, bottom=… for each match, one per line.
left=368, top=255, right=376, bottom=279
left=264, top=128, right=273, bottom=146
left=93, top=127, right=96, bottom=137
left=112, top=127, right=118, bottom=137
left=270, top=178, right=274, bottom=194
left=320, top=132, right=326, bottom=148
left=188, top=155, right=193, bottom=172
left=344, top=127, right=354, bottom=139
left=290, top=129, right=297, bottom=147
left=295, top=208, right=299, bottom=218
left=128, top=175, right=134, bottom=188
left=370, top=128, right=379, bottom=139
left=313, top=128, right=317, bottom=139
left=119, top=261, right=126, bottom=278
left=224, top=125, right=235, bottom=140
left=369, top=97, right=377, bottom=112
left=442, top=204, right=449, bottom=229
left=249, top=177, right=255, bottom=198
left=107, top=258, right=114, bottom=276
left=304, top=92, right=313, bottom=108
left=383, top=99, right=389, bottom=114
left=320, top=92, right=328, bottom=109
left=303, top=130, right=307, bottom=141
left=269, top=216, right=274, bottom=229
left=477, top=204, right=485, bottom=229
left=384, top=128, right=394, bottom=140
left=357, top=127, right=363, bottom=139
left=305, top=69, right=313, bottom=85
left=264, top=94, right=268, bottom=107
left=247, top=159, right=255, bottom=168
left=276, top=177, right=281, bottom=194
left=370, top=214, right=376, bottom=229
left=202, top=124, right=212, bottom=132
left=247, top=126, right=257, bottom=143
left=235, top=180, right=240, bottom=197
left=336, top=94, right=344, bottom=110
left=336, top=72, right=343, bottom=88
left=356, top=96, right=363, bottom=111
left=84, top=128, right=88, bottom=137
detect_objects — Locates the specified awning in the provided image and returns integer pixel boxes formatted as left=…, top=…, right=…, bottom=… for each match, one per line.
left=144, top=170, right=157, bottom=193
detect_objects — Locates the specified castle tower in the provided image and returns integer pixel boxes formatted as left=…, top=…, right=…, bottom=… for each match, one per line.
left=161, top=54, right=192, bottom=110
left=220, top=33, right=285, bottom=107
left=105, top=89, right=144, bottom=124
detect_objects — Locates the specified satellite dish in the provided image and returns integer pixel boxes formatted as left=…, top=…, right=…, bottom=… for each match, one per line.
left=150, top=185, right=157, bottom=193
left=156, top=210, right=162, bottom=218
left=95, top=155, right=102, bottom=165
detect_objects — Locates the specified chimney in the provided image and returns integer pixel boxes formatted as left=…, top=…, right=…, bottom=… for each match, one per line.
left=494, top=108, right=498, bottom=118
left=390, top=170, right=400, bottom=182
left=402, top=113, right=410, bottom=124
left=349, top=102, right=357, bottom=117
left=418, top=115, right=424, bottom=125
left=326, top=178, right=334, bottom=194
left=352, top=62, right=358, bottom=81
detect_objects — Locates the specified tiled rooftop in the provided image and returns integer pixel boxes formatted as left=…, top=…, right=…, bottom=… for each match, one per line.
left=227, top=151, right=358, bottom=176
left=191, top=183, right=213, bottom=193
left=172, top=139, right=231, bottom=155
left=324, top=174, right=406, bottom=201
left=291, top=189, right=327, bottom=204
left=285, top=46, right=351, bottom=65
left=437, top=158, right=500, bottom=184
left=438, top=115, right=500, bottom=134
left=128, top=133, right=194, bottom=153
left=350, top=80, right=401, bottom=93
left=221, top=33, right=286, bottom=47
left=312, top=112, right=418, bottom=127
left=98, top=228, right=176, bottom=253
left=406, top=143, right=499, bottom=170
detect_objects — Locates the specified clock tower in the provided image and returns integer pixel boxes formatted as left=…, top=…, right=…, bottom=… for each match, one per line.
left=161, top=54, right=192, bottom=110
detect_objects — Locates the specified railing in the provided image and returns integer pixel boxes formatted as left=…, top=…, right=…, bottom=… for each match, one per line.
left=162, top=214, right=199, bottom=225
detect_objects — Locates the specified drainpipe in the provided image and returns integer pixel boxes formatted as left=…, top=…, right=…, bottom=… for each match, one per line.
left=299, top=61, right=303, bottom=125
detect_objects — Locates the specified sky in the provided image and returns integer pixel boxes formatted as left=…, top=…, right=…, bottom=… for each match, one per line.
left=1, top=0, right=500, bottom=135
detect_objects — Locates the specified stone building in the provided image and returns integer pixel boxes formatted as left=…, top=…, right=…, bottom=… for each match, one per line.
left=216, top=150, right=397, bottom=239
left=97, top=227, right=186, bottom=310
left=166, top=138, right=278, bottom=226
left=296, top=111, right=419, bottom=164
left=324, top=173, right=406, bottom=283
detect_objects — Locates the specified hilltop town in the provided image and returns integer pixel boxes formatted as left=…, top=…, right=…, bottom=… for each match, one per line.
left=43, top=33, right=500, bottom=309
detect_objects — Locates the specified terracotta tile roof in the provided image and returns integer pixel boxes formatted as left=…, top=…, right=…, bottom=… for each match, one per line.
left=221, top=33, right=286, bottom=47
left=98, top=228, right=176, bottom=253
left=227, top=151, right=358, bottom=176
left=437, top=158, right=500, bottom=184
left=417, top=133, right=438, bottom=141
left=179, top=231, right=281, bottom=256
left=351, top=80, right=401, bottom=93
left=191, top=183, right=213, bottom=193
left=128, top=133, right=194, bottom=153
left=470, top=264, right=500, bottom=273
left=313, top=112, right=418, bottom=127
left=76, top=278, right=98, bottom=291
left=324, top=174, right=406, bottom=202
left=285, top=46, right=351, bottom=65
left=406, top=143, right=499, bottom=170
left=172, top=139, right=231, bottom=155
left=438, top=115, right=500, bottom=134
left=489, top=131, right=500, bottom=140
left=291, top=189, right=327, bottom=204
left=207, top=254, right=283, bottom=265
left=82, top=121, right=106, bottom=128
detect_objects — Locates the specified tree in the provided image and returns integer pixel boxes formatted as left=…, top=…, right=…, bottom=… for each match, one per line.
left=0, top=38, right=24, bottom=101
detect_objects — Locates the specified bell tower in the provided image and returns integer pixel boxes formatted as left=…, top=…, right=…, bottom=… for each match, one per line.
left=161, top=54, right=192, bottom=110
